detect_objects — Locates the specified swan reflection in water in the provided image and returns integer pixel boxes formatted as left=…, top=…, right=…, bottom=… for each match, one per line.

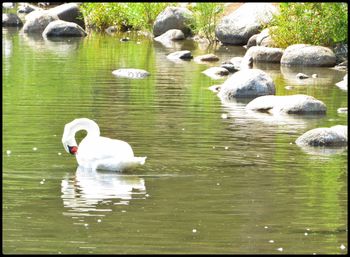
left=61, top=166, right=146, bottom=216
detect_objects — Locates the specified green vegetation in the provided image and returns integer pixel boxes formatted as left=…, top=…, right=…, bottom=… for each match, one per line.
left=80, top=2, right=225, bottom=44
left=80, top=3, right=172, bottom=31
left=186, top=3, right=224, bottom=44
left=269, top=3, right=348, bottom=48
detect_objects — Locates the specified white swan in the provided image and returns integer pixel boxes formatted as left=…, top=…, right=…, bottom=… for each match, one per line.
left=62, top=118, right=147, bottom=171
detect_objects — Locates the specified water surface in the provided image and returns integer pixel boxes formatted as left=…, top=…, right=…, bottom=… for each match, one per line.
left=2, top=28, right=348, bottom=254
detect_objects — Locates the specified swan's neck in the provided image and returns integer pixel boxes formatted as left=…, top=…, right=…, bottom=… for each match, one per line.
left=70, top=118, right=100, bottom=139
left=63, top=118, right=100, bottom=150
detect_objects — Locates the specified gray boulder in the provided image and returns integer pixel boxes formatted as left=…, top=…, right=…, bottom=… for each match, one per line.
left=296, top=125, right=347, bottom=146
left=215, top=3, right=277, bottom=45
left=22, top=10, right=58, bottom=33
left=242, top=46, right=284, bottom=63
left=2, top=13, right=23, bottom=27
left=42, top=20, right=87, bottom=37
left=153, top=6, right=193, bottom=37
left=218, top=68, right=275, bottom=99
left=281, top=44, right=336, bottom=67
left=112, top=68, right=150, bottom=79
left=48, top=3, right=85, bottom=29
left=246, top=94, right=327, bottom=114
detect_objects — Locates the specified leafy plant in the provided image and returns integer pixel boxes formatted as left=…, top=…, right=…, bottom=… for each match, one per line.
left=187, top=3, right=224, bottom=44
left=80, top=3, right=173, bottom=32
left=268, top=3, right=348, bottom=48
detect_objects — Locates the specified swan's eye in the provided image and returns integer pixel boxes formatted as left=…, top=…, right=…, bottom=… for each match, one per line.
left=68, top=145, right=78, bottom=155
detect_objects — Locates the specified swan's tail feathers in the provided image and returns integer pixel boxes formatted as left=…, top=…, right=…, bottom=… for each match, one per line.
left=134, top=156, right=147, bottom=165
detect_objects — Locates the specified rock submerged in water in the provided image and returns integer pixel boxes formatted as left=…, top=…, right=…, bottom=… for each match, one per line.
left=167, top=50, right=193, bottom=60
left=296, top=125, right=347, bottom=147
left=202, top=67, right=229, bottom=79
left=218, top=68, right=275, bottom=100
left=154, top=29, right=185, bottom=42
left=246, top=94, right=327, bottom=114
left=112, top=68, right=150, bottom=79
left=194, top=54, right=220, bottom=63
left=42, top=20, right=87, bottom=37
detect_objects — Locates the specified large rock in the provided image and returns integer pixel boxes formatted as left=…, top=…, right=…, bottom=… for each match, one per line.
left=296, top=125, right=347, bottom=146
left=218, top=68, right=275, bottom=100
left=246, top=94, right=327, bottom=114
left=215, top=3, right=277, bottom=45
left=281, top=44, right=336, bottom=67
left=153, top=6, right=193, bottom=37
left=112, top=68, right=150, bottom=79
left=42, top=20, right=87, bottom=37
left=242, top=46, right=284, bottom=63
left=2, top=13, right=23, bottom=27
left=22, top=10, right=58, bottom=33
left=48, top=3, right=85, bottom=29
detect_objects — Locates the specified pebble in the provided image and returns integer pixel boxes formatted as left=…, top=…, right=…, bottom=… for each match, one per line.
left=269, top=240, right=274, bottom=243
left=224, top=146, right=229, bottom=150
left=296, top=73, right=309, bottom=79
left=33, top=147, right=38, bottom=151
left=340, top=244, right=346, bottom=250
left=84, top=223, right=89, bottom=227
left=304, top=232, right=308, bottom=236
left=97, top=219, right=101, bottom=223
left=277, top=247, right=283, bottom=252
left=58, top=152, right=62, bottom=155
left=264, top=226, right=268, bottom=229
left=221, top=113, right=228, bottom=119
left=6, top=150, right=11, bottom=155
left=192, top=229, right=197, bottom=233
left=337, top=107, right=347, bottom=113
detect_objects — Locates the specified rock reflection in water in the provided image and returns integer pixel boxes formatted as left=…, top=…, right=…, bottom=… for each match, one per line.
left=61, top=166, right=146, bottom=216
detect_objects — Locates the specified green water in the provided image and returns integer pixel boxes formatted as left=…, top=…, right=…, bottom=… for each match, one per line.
left=2, top=27, right=348, bottom=254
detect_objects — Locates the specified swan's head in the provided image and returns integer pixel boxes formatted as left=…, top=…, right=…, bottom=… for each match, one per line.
left=62, top=121, right=79, bottom=155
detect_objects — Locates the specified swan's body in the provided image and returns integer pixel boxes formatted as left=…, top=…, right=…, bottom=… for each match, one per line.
left=62, top=118, right=146, bottom=171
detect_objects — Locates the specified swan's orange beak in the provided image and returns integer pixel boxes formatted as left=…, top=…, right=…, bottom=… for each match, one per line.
left=68, top=145, right=78, bottom=155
